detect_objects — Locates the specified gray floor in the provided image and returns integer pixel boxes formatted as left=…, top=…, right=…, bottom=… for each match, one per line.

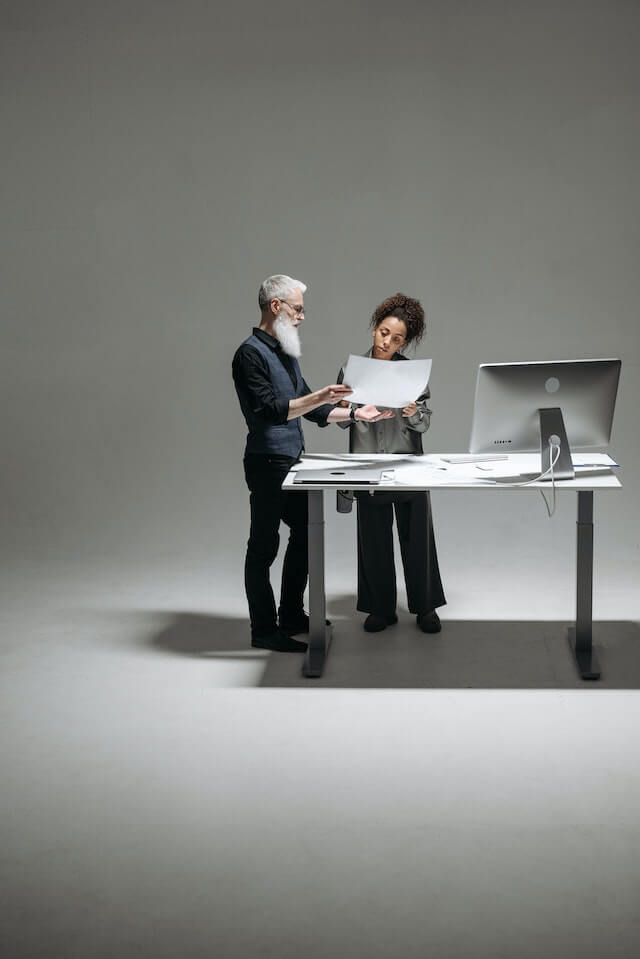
left=3, top=563, right=640, bottom=959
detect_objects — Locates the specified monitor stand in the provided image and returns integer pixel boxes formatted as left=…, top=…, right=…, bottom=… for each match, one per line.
left=539, top=408, right=575, bottom=480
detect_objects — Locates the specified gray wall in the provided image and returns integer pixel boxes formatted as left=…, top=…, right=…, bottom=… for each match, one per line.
left=2, top=1, right=639, bottom=607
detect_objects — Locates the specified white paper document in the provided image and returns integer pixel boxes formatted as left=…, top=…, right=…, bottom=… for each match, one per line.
left=342, top=355, right=432, bottom=408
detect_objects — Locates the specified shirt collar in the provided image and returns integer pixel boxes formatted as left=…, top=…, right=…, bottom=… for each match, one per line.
left=364, top=346, right=406, bottom=361
left=253, top=327, right=281, bottom=352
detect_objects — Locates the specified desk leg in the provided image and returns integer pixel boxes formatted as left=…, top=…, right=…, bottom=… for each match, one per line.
left=569, top=491, right=600, bottom=680
left=303, top=490, right=332, bottom=678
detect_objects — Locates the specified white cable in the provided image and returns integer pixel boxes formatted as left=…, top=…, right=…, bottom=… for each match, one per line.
left=488, top=442, right=561, bottom=518
left=538, top=442, right=559, bottom=517
left=491, top=443, right=561, bottom=488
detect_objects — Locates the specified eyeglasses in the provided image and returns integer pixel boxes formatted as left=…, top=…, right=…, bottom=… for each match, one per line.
left=280, top=299, right=305, bottom=316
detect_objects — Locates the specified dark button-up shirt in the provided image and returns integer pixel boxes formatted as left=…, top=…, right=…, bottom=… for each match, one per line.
left=232, top=327, right=332, bottom=428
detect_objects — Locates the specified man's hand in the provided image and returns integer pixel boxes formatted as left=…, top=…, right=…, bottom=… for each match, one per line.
left=319, top=384, right=353, bottom=405
left=356, top=405, right=395, bottom=423
left=288, top=384, right=352, bottom=421
left=402, top=402, right=418, bottom=417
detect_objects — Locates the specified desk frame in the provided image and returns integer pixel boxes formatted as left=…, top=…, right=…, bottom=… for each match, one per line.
left=294, top=478, right=611, bottom=682
left=572, top=490, right=599, bottom=679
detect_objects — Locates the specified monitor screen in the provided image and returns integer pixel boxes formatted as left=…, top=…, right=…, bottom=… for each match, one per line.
left=469, top=359, right=621, bottom=455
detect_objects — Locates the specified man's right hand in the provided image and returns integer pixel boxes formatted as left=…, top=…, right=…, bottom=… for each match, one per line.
left=319, top=384, right=353, bottom=405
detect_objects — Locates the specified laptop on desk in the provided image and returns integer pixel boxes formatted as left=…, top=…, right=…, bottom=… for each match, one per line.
left=292, top=467, right=385, bottom=485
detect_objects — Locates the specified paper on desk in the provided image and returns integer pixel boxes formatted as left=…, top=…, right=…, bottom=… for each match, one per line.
left=391, top=463, right=452, bottom=486
left=342, top=355, right=432, bottom=408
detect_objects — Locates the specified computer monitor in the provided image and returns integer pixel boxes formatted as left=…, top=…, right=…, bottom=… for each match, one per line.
left=469, top=358, right=621, bottom=479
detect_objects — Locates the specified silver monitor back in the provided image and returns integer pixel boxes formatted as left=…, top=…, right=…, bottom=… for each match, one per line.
left=469, top=358, right=621, bottom=454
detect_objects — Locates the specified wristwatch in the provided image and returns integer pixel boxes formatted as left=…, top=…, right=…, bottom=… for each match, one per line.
left=349, top=406, right=357, bottom=423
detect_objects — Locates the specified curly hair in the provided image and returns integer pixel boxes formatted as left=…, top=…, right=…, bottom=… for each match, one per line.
left=369, top=293, right=425, bottom=346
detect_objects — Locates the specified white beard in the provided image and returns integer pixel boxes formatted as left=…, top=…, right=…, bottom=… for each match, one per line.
left=273, top=313, right=302, bottom=358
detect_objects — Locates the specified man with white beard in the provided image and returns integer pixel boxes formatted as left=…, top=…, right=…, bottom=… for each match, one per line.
left=232, top=274, right=392, bottom=652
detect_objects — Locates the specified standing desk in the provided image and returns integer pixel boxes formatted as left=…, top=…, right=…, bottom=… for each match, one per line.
left=282, top=453, right=621, bottom=681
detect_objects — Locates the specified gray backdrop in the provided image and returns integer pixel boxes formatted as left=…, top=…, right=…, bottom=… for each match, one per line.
left=3, top=5, right=640, bottom=959
left=2, top=0, right=639, bottom=613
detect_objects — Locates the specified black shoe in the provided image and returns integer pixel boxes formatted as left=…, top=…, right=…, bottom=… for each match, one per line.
left=416, top=610, right=441, bottom=633
left=363, top=613, right=398, bottom=633
left=251, top=629, right=308, bottom=653
left=278, top=611, right=331, bottom=635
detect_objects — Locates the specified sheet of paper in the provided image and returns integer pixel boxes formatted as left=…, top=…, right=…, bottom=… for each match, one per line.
left=341, top=355, right=432, bottom=408
left=389, top=464, right=453, bottom=486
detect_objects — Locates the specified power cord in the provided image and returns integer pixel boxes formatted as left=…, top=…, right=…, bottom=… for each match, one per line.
left=538, top=442, right=559, bottom=517
left=490, top=441, right=561, bottom=517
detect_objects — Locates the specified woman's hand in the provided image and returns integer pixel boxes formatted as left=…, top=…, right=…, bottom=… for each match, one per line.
left=402, top=402, right=418, bottom=417
left=355, top=405, right=395, bottom=423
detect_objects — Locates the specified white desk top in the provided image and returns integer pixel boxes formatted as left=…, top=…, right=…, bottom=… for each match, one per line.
left=282, top=452, right=622, bottom=492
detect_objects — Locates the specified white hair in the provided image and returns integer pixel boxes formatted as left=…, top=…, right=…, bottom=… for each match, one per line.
left=258, top=274, right=307, bottom=312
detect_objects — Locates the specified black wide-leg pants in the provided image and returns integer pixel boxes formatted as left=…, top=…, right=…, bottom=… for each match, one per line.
left=356, top=490, right=446, bottom=617
left=243, top=454, right=308, bottom=638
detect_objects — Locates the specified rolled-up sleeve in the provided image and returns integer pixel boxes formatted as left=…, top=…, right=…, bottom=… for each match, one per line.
left=300, top=377, right=332, bottom=427
left=232, top=345, right=289, bottom=425
left=406, top=385, right=432, bottom=433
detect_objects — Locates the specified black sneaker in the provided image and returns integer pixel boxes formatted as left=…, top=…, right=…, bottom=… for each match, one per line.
left=363, top=613, right=398, bottom=633
left=251, top=629, right=308, bottom=653
left=416, top=610, right=441, bottom=633
left=278, top=611, right=331, bottom=635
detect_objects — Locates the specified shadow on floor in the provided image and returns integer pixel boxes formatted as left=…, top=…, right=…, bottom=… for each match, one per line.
left=148, top=611, right=261, bottom=659
left=260, top=604, right=640, bottom=689
left=138, top=605, right=640, bottom=689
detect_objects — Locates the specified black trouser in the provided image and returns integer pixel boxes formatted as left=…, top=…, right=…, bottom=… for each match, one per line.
left=356, top=490, right=446, bottom=617
left=243, top=453, right=308, bottom=638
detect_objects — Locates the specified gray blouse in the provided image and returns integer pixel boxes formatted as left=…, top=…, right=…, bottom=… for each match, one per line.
left=336, top=348, right=432, bottom=455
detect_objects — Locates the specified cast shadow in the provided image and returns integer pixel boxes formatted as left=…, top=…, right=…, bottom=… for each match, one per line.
left=124, top=603, right=640, bottom=690
left=148, top=611, right=260, bottom=659
left=260, top=594, right=640, bottom=689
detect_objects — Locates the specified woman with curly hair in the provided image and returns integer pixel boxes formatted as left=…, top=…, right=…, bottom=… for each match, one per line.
left=337, top=293, right=446, bottom=633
